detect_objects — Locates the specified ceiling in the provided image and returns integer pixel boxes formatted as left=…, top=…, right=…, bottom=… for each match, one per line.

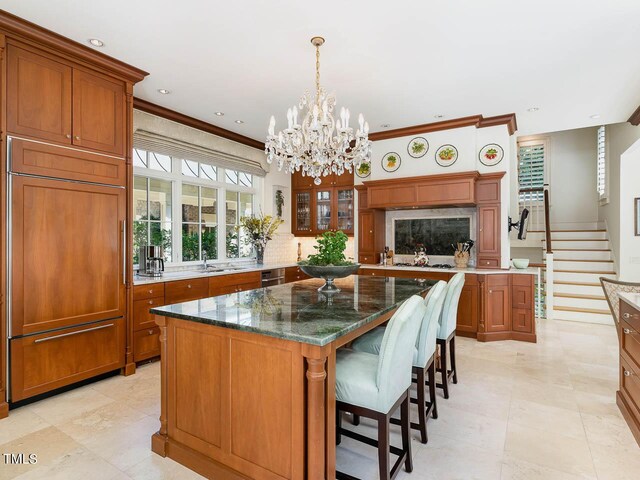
left=3, top=0, right=640, bottom=142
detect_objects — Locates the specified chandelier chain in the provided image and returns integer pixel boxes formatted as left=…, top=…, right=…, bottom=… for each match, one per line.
left=315, top=45, right=321, bottom=105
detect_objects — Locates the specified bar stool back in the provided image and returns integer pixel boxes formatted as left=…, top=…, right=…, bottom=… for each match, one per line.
left=436, top=272, right=465, bottom=399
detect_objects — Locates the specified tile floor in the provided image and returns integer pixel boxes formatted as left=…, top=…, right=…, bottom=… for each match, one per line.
left=1, top=318, right=639, bottom=479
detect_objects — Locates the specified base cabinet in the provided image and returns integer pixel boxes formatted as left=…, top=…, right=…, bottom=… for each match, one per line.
left=619, top=298, right=640, bottom=447
left=358, top=268, right=536, bottom=342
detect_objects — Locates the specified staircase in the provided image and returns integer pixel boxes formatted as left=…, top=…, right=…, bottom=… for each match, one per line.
left=543, top=226, right=615, bottom=325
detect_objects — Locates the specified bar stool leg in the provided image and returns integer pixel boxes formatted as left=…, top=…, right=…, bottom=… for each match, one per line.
left=428, top=359, right=438, bottom=419
left=352, top=414, right=360, bottom=426
left=450, top=335, right=458, bottom=384
left=440, top=340, right=450, bottom=399
left=378, top=415, right=390, bottom=480
left=336, top=409, right=342, bottom=446
left=401, top=394, right=413, bottom=473
left=416, top=367, right=428, bottom=444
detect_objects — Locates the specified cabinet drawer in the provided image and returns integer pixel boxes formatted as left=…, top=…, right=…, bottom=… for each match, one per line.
left=621, top=299, right=640, bottom=333
left=285, top=267, right=310, bottom=283
left=512, top=308, right=533, bottom=333
left=210, top=271, right=261, bottom=290
left=478, top=257, right=500, bottom=269
left=358, top=254, right=376, bottom=265
left=621, top=319, right=640, bottom=373
left=10, top=318, right=125, bottom=402
left=133, top=283, right=165, bottom=301
left=620, top=356, right=640, bottom=420
left=211, top=281, right=262, bottom=297
left=133, top=297, right=164, bottom=331
left=165, top=278, right=209, bottom=305
left=134, top=327, right=160, bottom=362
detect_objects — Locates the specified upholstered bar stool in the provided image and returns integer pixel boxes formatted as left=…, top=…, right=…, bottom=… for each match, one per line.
left=351, top=281, right=447, bottom=443
left=335, top=295, right=426, bottom=480
left=436, top=272, right=465, bottom=399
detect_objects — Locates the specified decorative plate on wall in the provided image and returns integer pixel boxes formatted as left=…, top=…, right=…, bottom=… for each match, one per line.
left=407, top=137, right=429, bottom=158
left=479, top=143, right=504, bottom=166
left=382, top=152, right=401, bottom=172
left=356, top=161, right=371, bottom=178
left=435, top=145, right=458, bottom=167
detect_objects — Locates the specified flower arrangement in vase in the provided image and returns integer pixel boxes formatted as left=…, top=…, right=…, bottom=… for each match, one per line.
left=238, top=213, right=284, bottom=264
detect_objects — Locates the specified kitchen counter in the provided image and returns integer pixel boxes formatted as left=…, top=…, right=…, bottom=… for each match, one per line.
left=361, top=264, right=540, bottom=275
left=133, top=262, right=296, bottom=285
left=151, top=275, right=434, bottom=346
left=620, top=292, right=640, bottom=311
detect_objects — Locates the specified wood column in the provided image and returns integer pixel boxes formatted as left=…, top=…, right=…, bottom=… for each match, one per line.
left=151, top=315, right=168, bottom=456
left=303, top=344, right=331, bottom=480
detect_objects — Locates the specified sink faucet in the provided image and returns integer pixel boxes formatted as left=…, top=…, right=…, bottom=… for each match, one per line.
left=203, top=252, right=208, bottom=269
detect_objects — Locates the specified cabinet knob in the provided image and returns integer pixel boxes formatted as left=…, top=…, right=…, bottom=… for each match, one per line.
left=187, top=284, right=192, bottom=289
left=74, top=136, right=81, bottom=140
left=369, top=230, right=373, bottom=233
left=148, top=329, right=154, bottom=335
left=489, top=290, right=493, bottom=293
left=623, top=313, right=635, bottom=319
left=624, top=370, right=634, bottom=377
left=148, top=300, right=153, bottom=305
left=486, top=261, right=490, bottom=265
left=65, top=134, right=71, bottom=139
left=148, top=289, right=153, bottom=294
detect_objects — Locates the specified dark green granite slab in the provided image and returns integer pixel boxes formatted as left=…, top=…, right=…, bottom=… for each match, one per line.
left=151, top=275, right=435, bottom=346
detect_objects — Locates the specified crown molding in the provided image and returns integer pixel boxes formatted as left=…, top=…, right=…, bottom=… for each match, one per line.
left=133, top=98, right=265, bottom=151
left=628, top=104, right=640, bottom=126
left=0, top=9, right=148, bottom=83
left=368, top=113, right=517, bottom=141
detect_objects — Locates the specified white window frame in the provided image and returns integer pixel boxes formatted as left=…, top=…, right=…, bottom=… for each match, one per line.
left=134, top=153, right=258, bottom=266
left=597, top=125, right=609, bottom=205
left=516, top=136, right=549, bottom=205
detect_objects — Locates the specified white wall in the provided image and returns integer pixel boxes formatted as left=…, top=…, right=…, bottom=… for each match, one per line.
left=599, top=122, right=640, bottom=270
left=617, top=138, right=640, bottom=281
left=355, top=124, right=513, bottom=268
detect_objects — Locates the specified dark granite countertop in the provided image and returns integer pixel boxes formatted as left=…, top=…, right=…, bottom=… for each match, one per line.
left=151, top=275, right=435, bottom=346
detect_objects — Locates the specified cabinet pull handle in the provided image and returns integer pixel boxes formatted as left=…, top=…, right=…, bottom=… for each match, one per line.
left=34, top=323, right=114, bottom=343
left=624, top=370, right=634, bottom=377
left=624, top=328, right=633, bottom=334
left=122, top=222, right=127, bottom=285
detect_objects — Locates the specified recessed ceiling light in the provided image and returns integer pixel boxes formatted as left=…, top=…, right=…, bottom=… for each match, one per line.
left=157, top=89, right=171, bottom=95
left=527, top=107, right=539, bottom=112
left=88, top=38, right=105, bottom=47
left=380, top=124, right=391, bottom=128
left=214, top=112, right=225, bottom=116
left=234, top=120, right=244, bottom=124
left=590, top=114, right=601, bottom=119
left=434, top=114, right=444, bottom=119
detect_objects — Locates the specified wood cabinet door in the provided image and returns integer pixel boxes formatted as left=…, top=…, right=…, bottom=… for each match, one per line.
left=512, top=309, right=533, bottom=333
left=486, top=285, right=510, bottom=332
left=72, top=69, right=125, bottom=156
left=291, top=170, right=314, bottom=189
left=335, top=188, right=354, bottom=234
left=315, top=189, right=333, bottom=233
left=478, top=204, right=500, bottom=256
left=11, top=176, right=126, bottom=336
left=359, top=211, right=375, bottom=253
left=457, top=285, right=479, bottom=334
left=333, top=170, right=354, bottom=187
left=7, top=45, right=72, bottom=144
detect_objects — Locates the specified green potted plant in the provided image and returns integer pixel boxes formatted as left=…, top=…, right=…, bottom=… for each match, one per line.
left=238, top=213, right=284, bottom=264
left=298, top=231, right=360, bottom=291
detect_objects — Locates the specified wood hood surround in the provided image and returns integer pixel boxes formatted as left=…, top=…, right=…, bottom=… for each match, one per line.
left=362, top=171, right=503, bottom=210
left=358, top=170, right=506, bottom=269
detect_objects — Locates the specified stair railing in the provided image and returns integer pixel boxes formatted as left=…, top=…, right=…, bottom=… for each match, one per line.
left=543, top=184, right=553, bottom=319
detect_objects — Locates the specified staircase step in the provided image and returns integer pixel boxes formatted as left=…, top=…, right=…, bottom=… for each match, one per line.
left=544, top=240, right=610, bottom=249
left=554, top=282, right=604, bottom=296
left=547, top=230, right=607, bottom=240
left=554, top=294, right=609, bottom=310
left=555, top=280, right=601, bottom=286
left=553, top=306, right=613, bottom=325
left=554, top=271, right=616, bottom=283
left=551, top=260, right=615, bottom=271
left=553, top=249, right=612, bottom=261
left=555, top=293, right=606, bottom=300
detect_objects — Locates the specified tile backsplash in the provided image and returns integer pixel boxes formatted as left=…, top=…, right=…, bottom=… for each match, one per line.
left=263, top=234, right=356, bottom=264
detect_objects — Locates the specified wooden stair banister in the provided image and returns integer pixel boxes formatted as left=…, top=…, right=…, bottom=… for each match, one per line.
left=544, top=187, right=552, bottom=254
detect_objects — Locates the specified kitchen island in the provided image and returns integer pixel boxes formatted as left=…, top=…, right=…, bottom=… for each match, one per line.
left=150, top=275, right=434, bottom=480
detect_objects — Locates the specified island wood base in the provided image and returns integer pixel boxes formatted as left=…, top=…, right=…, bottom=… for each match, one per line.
left=617, top=390, right=640, bottom=447
left=0, top=400, right=8, bottom=419
left=152, top=308, right=397, bottom=480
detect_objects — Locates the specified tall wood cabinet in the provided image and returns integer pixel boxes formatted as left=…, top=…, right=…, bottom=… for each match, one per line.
left=0, top=12, right=147, bottom=411
left=292, top=170, right=354, bottom=236
left=476, top=174, right=503, bottom=269
left=356, top=186, right=385, bottom=264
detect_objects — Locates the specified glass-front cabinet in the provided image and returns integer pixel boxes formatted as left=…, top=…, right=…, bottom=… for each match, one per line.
left=293, top=190, right=312, bottom=235
left=291, top=170, right=354, bottom=236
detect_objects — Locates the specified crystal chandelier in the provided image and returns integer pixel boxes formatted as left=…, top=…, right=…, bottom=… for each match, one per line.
left=265, top=36, right=372, bottom=185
